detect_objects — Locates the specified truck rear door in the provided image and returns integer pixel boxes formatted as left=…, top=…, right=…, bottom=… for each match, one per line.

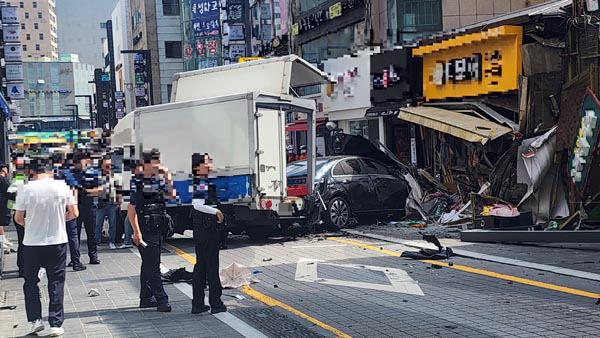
left=255, top=107, right=286, bottom=209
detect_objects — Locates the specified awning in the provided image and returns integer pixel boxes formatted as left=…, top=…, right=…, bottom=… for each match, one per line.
left=286, top=117, right=328, bottom=132
left=399, top=106, right=513, bottom=144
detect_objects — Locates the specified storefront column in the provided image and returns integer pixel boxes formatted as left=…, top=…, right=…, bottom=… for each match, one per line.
left=378, top=116, right=385, bottom=145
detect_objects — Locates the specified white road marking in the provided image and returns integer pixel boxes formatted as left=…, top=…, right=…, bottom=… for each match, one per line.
left=295, top=257, right=425, bottom=296
left=289, top=244, right=347, bottom=249
left=130, top=248, right=268, bottom=338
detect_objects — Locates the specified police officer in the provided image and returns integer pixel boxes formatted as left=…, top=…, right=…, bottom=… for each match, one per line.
left=55, top=152, right=87, bottom=271
left=70, top=151, right=102, bottom=265
left=128, top=149, right=175, bottom=312
left=190, top=153, right=226, bottom=314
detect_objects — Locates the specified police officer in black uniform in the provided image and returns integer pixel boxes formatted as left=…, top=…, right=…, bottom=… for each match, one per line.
left=190, top=153, right=226, bottom=314
left=128, top=149, right=175, bottom=312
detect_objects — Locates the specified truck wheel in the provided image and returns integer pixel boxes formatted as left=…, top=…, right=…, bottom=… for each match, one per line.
left=326, top=196, right=351, bottom=230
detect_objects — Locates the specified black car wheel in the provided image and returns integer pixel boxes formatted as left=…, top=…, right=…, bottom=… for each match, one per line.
left=326, top=196, right=351, bottom=230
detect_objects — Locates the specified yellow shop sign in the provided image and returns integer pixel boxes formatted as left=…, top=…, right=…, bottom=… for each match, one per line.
left=413, top=25, right=522, bottom=101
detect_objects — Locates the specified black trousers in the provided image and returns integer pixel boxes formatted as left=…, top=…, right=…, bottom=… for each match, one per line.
left=66, top=220, right=80, bottom=265
left=13, top=216, right=25, bottom=276
left=192, top=225, right=223, bottom=308
left=138, top=224, right=168, bottom=305
left=76, top=205, right=97, bottom=260
left=23, top=244, right=67, bottom=328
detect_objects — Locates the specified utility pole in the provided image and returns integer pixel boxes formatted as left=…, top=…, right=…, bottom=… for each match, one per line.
left=106, top=20, right=118, bottom=129
left=65, top=104, right=79, bottom=130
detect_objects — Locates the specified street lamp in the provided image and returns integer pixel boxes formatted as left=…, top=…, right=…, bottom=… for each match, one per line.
left=121, top=49, right=154, bottom=106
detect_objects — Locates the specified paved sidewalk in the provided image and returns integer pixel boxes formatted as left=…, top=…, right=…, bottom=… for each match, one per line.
left=352, top=224, right=600, bottom=274
left=0, top=229, right=245, bottom=338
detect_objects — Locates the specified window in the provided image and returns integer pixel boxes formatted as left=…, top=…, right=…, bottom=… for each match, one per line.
left=19, top=2, right=23, bottom=8
left=24, top=12, right=29, bottom=19
left=387, top=0, right=441, bottom=45
left=165, top=41, right=182, bottom=58
left=32, top=1, right=37, bottom=8
left=34, top=23, right=39, bottom=29
left=333, top=159, right=364, bottom=176
left=22, top=44, right=27, bottom=51
left=100, top=22, right=107, bottom=29
left=37, top=12, right=42, bottom=19
left=21, top=23, right=25, bottom=29
left=167, top=84, right=173, bottom=102
left=363, top=159, right=392, bottom=175
left=26, top=34, right=30, bottom=40
left=39, top=33, right=44, bottom=40
left=35, top=44, right=40, bottom=51
left=162, top=0, right=180, bottom=16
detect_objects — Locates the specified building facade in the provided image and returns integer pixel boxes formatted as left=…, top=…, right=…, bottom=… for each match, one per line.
left=55, top=0, right=119, bottom=67
left=21, top=55, right=95, bottom=118
left=14, top=0, right=58, bottom=59
left=111, top=0, right=134, bottom=114
left=129, top=0, right=182, bottom=106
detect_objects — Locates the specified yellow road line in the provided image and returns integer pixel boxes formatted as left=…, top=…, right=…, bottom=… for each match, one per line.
left=242, top=285, right=352, bottom=338
left=166, top=243, right=352, bottom=338
left=327, top=237, right=600, bottom=300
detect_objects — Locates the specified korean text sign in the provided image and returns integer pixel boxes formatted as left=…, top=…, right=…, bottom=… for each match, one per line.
left=414, top=25, right=522, bottom=101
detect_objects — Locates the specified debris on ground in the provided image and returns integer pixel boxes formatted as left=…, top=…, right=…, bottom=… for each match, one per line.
left=262, top=258, right=273, bottom=262
left=87, top=288, right=100, bottom=297
left=161, top=267, right=193, bottom=284
left=400, top=234, right=454, bottom=260
left=220, top=263, right=259, bottom=288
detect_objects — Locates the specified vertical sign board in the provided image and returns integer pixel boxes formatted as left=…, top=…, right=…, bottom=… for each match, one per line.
left=5, top=64, right=24, bottom=81
left=191, top=0, right=221, bottom=69
left=413, top=25, right=522, bottom=101
left=2, top=25, right=21, bottom=42
left=133, top=53, right=150, bottom=107
left=1, top=6, right=19, bottom=22
left=4, top=45, right=22, bottom=61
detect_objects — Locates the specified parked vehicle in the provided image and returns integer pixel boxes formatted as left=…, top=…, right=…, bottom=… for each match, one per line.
left=287, top=155, right=409, bottom=230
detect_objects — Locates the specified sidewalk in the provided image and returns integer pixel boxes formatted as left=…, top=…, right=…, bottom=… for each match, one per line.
left=0, top=228, right=245, bottom=338
left=350, top=224, right=600, bottom=275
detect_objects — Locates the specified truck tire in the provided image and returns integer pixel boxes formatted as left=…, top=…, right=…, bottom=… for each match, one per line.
left=325, top=196, right=351, bottom=230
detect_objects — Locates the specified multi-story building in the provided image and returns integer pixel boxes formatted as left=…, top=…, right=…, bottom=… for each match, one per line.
left=21, top=54, right=95, bottom=118
left=111, top=0, right=134, bottom=114
left=55, top=0, right=118, bottom=67
left=129, top=0, right=182, bottom=106
left=14, top=0, right=58, bottom=59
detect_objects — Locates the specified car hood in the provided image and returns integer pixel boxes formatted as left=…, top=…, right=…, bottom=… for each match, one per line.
left=332, top=133, right=405, bottom=170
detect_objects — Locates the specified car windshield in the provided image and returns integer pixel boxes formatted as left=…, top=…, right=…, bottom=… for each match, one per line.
left=287, top=159, right=336, bottom=181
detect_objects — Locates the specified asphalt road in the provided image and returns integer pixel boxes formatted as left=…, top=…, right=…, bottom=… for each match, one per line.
left=163, top=233, right=600, bottom=338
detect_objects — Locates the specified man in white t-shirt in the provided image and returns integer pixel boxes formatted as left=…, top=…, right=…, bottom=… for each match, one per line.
left=14, top=158, right=79, bottom=337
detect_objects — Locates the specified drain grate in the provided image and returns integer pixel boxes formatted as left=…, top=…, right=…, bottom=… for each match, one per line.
left=230, top=307, right=324, bottom=338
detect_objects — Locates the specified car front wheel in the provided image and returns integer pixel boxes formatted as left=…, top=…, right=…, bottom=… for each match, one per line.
left=326, top=196, right=352, bottom=230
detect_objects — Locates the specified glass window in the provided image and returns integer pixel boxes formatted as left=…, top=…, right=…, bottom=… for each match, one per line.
left=362, top=159, right=391, bottom=175
left=21, top=23, right=25, bottom=29
left=343, top=159, right=364, bottom=175
left=165, top=41, right=182, bottom=58
left=19, top=2, right=23, bottom=8
left=39, top=33, right=44, bottom=40
left=26, top=34, right=30, bottom=40
left=32, top=1, right=37, bottom=8
left=387, top=0, right=441, bottom=44
left=162, top=0, right=180, bottom=16
left=37, top=12, right=42, bottom=19
left=332, top=162, right=345, bottom=176
left=35, top=44, right=40, bottom=51
left=301, top=24, right=356, bottom=64
left=24, top=12, right=29, bottom=19
left=34, top=23, right=39, bottom=29
left=22, top=44, right=27, bottom=51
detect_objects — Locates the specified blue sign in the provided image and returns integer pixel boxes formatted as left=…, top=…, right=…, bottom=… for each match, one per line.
left=101, top=74, right=110, bottom=82
left=191, top=0, right=220, bottom=38
left=191, top=0, right=219, bottom=19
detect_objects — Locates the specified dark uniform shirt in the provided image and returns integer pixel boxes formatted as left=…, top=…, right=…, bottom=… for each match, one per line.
left=66, top=167, right=102, bottom=207
left=130, top=172, right=168, bottom=210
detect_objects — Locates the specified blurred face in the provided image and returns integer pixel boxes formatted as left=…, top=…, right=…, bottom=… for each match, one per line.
left=143, top=154, right=161, bottom=171
left=102, top=159, right=112, bottom=172
left=193, top=155, right=213, bottom=177
left=0, top=167, right=8, bottom=176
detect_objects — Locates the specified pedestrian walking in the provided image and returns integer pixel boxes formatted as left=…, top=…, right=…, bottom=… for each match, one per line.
left=14, top=156, right=79, bottom=337
left=95, top=155, right=120, bottom=249
left=56, top=152, right=86, bottom=271
left=190, top=153, right=226, bottom=314
left=69, top=151, right=102, bottom=265
left=128, top=148, right=176, bottom=312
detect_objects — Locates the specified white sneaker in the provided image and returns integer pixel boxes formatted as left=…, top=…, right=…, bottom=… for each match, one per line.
left=27, top=319, right=44, bottom=335
left=109, top=243, right=117, bottom=250
left=118, top=243, right=133, bottom=249
left=49, top=326, right=64, bottom=336
left=2, top=238, right=13, bottom=247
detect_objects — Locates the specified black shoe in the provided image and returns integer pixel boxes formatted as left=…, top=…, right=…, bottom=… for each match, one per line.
left=89, top=258, right=100, bottom=265
left=67, top=262, right=73, bottom=267
left=139, top=299, right=158, bottom=309
left=73, top=263, right=87, bottom=272
left=211, top=305, right=227, bottom=314
left=191, top=305, right=210, bottom=314
left=157, top=303, right=172, bottom=312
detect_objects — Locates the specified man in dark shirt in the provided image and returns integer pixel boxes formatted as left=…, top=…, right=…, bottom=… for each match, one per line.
left=128, top=149, right=176, bottom=312
left=71, top=151, right=102, bottom=265
left=0, top=163, right=14, bottom=254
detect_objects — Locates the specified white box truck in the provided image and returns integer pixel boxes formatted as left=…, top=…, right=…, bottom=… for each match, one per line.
left=113, top=56, right=330, bottom=238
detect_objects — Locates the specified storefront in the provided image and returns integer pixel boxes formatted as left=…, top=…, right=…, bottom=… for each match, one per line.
left=321, top=48, right=381, bottom=144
